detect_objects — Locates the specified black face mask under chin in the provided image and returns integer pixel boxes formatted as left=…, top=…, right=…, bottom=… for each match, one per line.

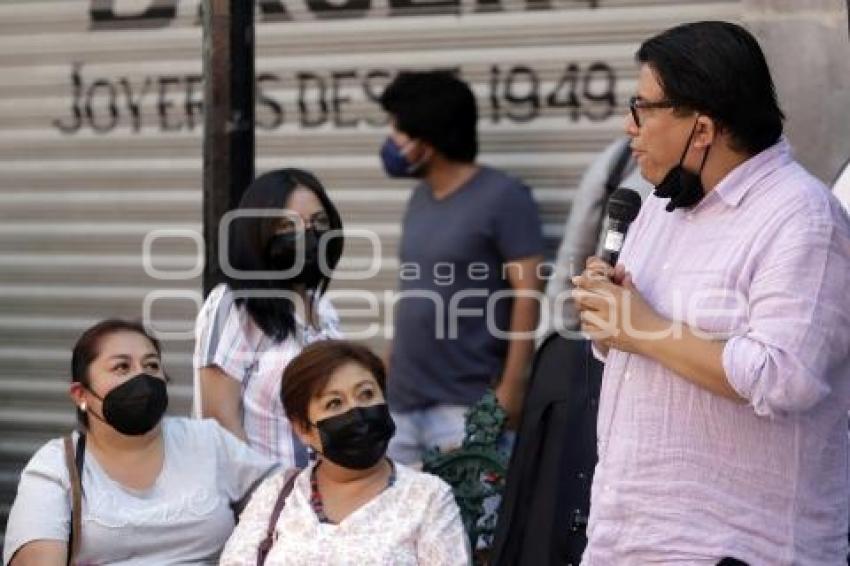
left=312, top=404, right=396, bottom=470
left=85, top=373, right=168, bottom=436
left=266, top=229, right=325, bottom=289
left=653, top=119, right=712, bottom=212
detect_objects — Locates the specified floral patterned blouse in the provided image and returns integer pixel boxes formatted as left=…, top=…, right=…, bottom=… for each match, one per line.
left=219, top=461, right=471, bottom=566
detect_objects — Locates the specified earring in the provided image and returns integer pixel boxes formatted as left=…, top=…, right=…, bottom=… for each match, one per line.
left=80, top=402, right=87, bottom=412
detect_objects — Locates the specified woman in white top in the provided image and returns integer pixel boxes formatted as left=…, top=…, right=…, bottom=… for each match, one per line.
left=3, top=319, right=276, bottom=566
left=194, top=168, right=344, bottom=468
left=220, top=340, right=471, bottom=566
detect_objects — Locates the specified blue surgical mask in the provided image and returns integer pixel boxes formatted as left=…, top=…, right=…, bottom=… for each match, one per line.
left=380, top=137, right=426, bottom=178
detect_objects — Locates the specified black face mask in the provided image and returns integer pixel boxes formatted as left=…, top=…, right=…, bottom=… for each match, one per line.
left=86, top=373, right=168, bottom=436
left=266, top=229, right=325, bottom=288
left=653, top=118, right=712, bottom=212
left=313, top=403, right=396, bottom=470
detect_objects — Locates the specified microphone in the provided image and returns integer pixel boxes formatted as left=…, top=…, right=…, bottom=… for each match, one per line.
left=601, top=188, right=642, bottom=266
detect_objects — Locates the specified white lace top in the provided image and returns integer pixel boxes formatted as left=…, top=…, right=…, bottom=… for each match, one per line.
left=220, top=461, right=471, bottom=566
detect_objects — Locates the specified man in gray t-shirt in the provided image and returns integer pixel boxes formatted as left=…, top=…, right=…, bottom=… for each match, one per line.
left=378, top=71, right=545, bottom=465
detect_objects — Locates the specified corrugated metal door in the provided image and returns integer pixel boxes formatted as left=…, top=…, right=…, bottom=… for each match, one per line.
left=0, top=0, right=741, bottom=543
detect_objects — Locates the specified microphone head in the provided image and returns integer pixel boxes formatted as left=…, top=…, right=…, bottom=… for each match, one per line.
left=607, top=188, right=642, bottom=223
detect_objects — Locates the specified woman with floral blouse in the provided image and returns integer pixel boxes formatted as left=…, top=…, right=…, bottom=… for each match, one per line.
left=220, top=340, right=471, bottom=566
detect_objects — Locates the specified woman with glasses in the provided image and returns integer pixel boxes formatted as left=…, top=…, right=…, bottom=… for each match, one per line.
left=193, top=168, right=345, bottom=469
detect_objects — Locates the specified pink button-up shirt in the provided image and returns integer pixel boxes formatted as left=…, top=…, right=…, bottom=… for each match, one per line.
left=583, top=139, right=850, bottom=565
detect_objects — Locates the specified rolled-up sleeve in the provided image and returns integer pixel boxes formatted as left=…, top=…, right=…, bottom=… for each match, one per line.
left=722, top=213, right=850, bottom=417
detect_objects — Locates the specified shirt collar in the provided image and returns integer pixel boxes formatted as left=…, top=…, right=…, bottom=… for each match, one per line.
left=710, top=137, right=793, bottom=208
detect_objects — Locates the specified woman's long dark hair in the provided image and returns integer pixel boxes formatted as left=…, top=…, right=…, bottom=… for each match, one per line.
left=225, top=168, right=343, bottom=343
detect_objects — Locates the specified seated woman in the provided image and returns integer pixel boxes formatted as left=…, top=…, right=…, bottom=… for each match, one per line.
left=220, top=340, right=471, bottom=565
left=3, top=319, right=276, bottom=566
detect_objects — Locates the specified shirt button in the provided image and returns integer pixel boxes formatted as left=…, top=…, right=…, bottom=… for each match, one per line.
left=662, top=262, right=670, bottom=270
left=624, top=371, right=632, bottom=381
left=686, top=214, right=694, bottom=221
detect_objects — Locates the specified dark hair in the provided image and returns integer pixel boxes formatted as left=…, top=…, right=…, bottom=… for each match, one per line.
left=637, top=21, right=784, bottom=155
left=71, top=319, right=164, bottom=427
left=379, top=70, right=478, bottom=162
left=281, top=340, right=387, bottom=429
left=226, top=168, right=344, bottom=342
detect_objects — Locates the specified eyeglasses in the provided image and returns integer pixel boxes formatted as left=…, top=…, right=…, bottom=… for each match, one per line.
left=629, top=96, right=676, bottom=127
left=275, top=211, right=332, bottom=234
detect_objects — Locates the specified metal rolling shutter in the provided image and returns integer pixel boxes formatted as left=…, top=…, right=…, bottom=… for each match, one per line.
left=0, top=0, right=741, bottom=542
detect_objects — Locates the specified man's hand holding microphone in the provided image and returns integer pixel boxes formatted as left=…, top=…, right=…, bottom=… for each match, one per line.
left=571, top=256, right=666, bottom=357
left=570, top=187, right=667, bottom=357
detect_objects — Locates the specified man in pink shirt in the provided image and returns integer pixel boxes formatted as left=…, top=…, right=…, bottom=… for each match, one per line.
left=573, top=21, right=850, bottom=564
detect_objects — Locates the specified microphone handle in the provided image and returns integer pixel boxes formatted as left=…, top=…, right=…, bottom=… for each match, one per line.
left=601, top=218, right=630, bottom=266
left=601, top=248, right=619, bottom=267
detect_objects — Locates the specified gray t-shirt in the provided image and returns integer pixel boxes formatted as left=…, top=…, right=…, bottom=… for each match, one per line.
left=3, top=418, right=276, bottom=566
left=388, top=165, right=545, bottom=411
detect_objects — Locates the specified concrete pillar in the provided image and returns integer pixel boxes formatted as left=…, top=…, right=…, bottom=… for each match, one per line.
left=743, top=0, right=850, bottom=183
